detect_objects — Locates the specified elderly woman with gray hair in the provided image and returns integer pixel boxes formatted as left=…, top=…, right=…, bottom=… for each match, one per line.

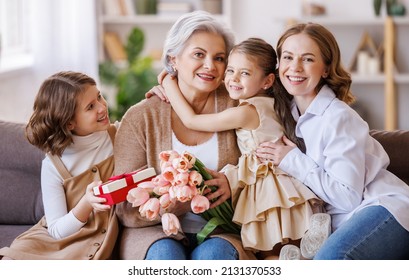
left=114, top=11, right=256, bottom=260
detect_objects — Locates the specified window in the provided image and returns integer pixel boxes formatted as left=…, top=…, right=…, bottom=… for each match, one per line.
left=0, top=0, right=32, bottom=74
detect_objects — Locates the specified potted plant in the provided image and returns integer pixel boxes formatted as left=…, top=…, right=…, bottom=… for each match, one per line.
left=99, top=27, right=157, bottom=121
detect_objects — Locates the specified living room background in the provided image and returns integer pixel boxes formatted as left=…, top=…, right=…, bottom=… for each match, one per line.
left=1, top=0, right=409, bottom=130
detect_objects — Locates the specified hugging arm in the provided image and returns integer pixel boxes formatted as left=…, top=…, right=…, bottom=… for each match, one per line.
left=162, top=75, right=258, bottom=132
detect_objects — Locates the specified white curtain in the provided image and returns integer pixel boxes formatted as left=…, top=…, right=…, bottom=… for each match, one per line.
left=31, top=0, right=98, bottom=79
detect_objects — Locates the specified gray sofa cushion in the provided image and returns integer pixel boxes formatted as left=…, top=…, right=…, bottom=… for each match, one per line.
left=0, top=224, right=33, bottom=248
left=0, top=120, right=45, bottom=224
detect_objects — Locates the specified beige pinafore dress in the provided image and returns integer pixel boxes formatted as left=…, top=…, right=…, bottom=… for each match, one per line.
left=0, top=125, right=119, bottom=259
left=223, top=97, right=323, bottom=251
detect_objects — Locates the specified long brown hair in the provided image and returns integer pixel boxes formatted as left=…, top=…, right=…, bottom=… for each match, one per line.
left=26, top=71, right=96, bottom=156
left=231, top=37, right=304, bottom=150
left=276, top=22, right=355, bottom=104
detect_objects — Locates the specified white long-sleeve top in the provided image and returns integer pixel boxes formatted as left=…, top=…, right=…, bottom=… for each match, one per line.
left=279, top=85, right=409, bottom=231
left=41, top=130, right=114, bottom=239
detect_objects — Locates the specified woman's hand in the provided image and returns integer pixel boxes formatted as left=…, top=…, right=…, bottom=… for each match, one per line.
left=165, top=200, right=192, bottom=217
left=203, top=169, right=232, bottom=208
left=256, top=135, right=297, bottom=166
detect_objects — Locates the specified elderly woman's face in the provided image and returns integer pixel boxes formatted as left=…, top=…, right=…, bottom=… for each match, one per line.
left=172, top=31, right=227, bottom=94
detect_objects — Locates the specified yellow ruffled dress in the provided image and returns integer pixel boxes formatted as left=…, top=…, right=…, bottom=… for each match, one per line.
left=223, top=96, right=322, bottom=251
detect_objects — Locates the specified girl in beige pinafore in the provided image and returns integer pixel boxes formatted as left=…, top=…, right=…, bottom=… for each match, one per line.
left=0, top=72, right=118, bottom=260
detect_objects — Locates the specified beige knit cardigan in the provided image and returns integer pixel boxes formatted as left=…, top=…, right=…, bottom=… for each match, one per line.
left=114, top=87, right=256, bottom=260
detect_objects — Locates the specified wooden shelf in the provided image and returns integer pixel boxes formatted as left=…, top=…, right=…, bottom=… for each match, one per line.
left=97, top=0, right=232, bottom=62
left=101, top=14, right=228, bottom=25
left=286, top=16, right=385, bottom=27
left=395, top=73, right=409, bottom=84
left=351, top=73, right=385, bottom=84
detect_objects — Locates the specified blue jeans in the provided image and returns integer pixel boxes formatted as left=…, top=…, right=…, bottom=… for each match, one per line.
left=145, top=234, right=239, bottom=260
left=315, top=205, right=409, bottom=260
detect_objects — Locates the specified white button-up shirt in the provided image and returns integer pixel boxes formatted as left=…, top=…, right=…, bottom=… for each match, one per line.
left=279, top=85, right=409, bottom=231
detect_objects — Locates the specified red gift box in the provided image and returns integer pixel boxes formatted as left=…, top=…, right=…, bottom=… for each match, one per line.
left=93, top=167, right=156, bottom=205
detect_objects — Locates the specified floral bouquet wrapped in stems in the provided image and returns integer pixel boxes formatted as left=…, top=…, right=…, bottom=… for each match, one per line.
left=126, top=150, right=241, bottom=243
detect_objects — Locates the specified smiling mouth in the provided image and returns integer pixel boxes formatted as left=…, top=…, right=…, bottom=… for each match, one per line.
left=287, top=76, right=306, bottom=82
left=197, top=73, right=215, bottom=80
left=229, top=85, right=242, bottom=91
left=97, top=114, right=107, bottom=122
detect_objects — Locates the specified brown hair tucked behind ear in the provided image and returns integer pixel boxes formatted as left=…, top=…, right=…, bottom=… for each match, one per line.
left=26, top=71, right=96, bottom=156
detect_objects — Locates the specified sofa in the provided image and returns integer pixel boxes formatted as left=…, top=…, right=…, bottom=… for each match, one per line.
left=1, top=119, right=409, bottom=258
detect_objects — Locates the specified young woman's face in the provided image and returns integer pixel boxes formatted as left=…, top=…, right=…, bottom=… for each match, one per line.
left=279, top=33, right=328, bottom=101
left=172, top=31, right=227, bottom=95
left=224, top=51, right=272, bottom=100
left=68, top=85, right=110, bottom=136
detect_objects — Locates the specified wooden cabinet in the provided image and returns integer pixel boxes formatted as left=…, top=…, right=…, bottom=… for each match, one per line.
left=287, top=16, right=409, bottom=130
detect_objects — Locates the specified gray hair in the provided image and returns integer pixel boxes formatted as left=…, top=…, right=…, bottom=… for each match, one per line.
left=162, top=10, right=235, bottom=75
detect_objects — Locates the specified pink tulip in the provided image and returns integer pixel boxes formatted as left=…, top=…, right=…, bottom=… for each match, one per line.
left=161, top=213, right=181, bottom=236
left=188, top=170, right=203, bottom=187
left=137, top=181, right=155, bottom=193
left=174, top=172, right=189, bottom=187
left=159, top=193, right=174, bottom=210
left=191, top=194, right=210, bottom=214
left=152, top=174, right=171, bottom=188
left=168, top=185, right=177, bottom=200
left=126, top=187, right=150, bottom=207
left=172, top=156, right=191, bottom=173
left=181, top=151, right=196, bottom=166
left=160, top=160, right=172, bottom=172
left=153, top=185, right=170, bottom=196
left=175, top=185, right=197, bottom=203
left=162, top=166, right=177, bottom=184
left=159, top=150, right=180, bottom=165
left=139, top=197, right=160, bottom=220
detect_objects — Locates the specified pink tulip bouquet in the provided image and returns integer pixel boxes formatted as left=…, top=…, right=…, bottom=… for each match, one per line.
left=126, top=150, right=240, bottom=243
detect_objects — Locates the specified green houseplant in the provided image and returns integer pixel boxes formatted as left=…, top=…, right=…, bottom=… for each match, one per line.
left=99, top=27, right=157, bottom=121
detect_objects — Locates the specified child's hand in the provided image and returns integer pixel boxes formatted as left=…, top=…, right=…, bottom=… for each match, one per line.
left=145, top=84, right=168, bottom=102
left=145, top=73, right=178, bottom=102
left=85, top=181, right=111, bottom=212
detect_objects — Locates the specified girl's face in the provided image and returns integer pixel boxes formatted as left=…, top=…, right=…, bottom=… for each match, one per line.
left=279, top=33, right=328, bottom=102
left=172, top=31, right=227, bottom=96
left=68, top=85, right=110, bottom=136
left=224, top=51, right=273, bottom=100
